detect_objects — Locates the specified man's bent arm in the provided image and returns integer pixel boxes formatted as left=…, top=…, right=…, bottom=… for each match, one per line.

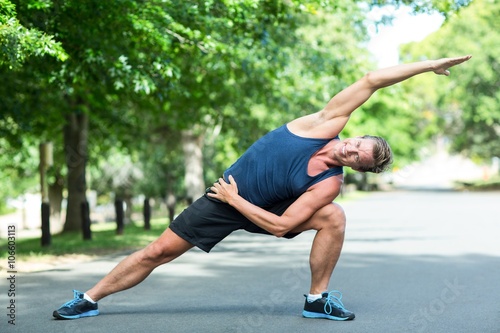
left=208, top=176, right=341, bottom=237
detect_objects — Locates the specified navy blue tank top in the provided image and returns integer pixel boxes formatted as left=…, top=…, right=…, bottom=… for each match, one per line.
left=223, top=124, right=343, bottom=206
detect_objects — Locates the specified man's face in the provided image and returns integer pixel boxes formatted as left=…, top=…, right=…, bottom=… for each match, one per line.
left=333, top=137, right=375, bottom=171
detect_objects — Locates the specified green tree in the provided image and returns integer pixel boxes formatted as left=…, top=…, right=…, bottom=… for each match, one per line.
left=2, top=0, right=183, bottom=231
left=401, top=0, right=500, bottom=160
left=0, top=0, right=67, bottom=69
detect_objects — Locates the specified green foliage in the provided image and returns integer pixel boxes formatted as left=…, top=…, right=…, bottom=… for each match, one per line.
left=0, top=0, right=67, bottom=69
left=367, top=0, right=473, bottom=17
left=213, top=5, right=373, bottom=166
left=0, top=136, right=39, bottom=198
left=401, top=0, right=500, bottom=161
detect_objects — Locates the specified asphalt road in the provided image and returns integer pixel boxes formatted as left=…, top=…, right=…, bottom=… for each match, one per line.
left=2, top=190, right=500, bottom=333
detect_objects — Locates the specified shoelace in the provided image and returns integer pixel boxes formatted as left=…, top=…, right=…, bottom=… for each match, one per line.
left=323, top=290, right=346, bottom=315
left=61, top=290, right=82, bottom=308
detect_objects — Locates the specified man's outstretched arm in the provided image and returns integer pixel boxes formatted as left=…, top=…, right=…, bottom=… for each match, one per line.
left=208, top=175, right=342, bottom=237
left=289, top=55, right=472, bottom=139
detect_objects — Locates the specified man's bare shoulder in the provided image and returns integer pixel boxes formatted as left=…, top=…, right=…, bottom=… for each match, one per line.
left=287, top=113, right=345, bottom=139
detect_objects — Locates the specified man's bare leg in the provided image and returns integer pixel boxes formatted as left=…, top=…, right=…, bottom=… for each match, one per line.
left=86, top=228, right=193, bottom=301
left=293, top=203, right=354, bottom=320
left=291, top=203, right=346, bottom=294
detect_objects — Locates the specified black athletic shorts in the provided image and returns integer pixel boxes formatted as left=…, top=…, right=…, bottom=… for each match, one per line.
left=169, top=190, right=300, bottom=253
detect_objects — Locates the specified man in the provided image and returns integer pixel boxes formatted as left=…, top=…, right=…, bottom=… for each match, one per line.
left=53, top=55, right=471, bottom=321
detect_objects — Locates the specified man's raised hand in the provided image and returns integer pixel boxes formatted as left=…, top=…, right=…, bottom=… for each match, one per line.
left=432, top=55, right=472, bottom=76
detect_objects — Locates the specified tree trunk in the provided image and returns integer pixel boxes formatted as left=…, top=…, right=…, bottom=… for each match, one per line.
left=115, top=199, right=124, bottom=235
left=143, top=197, right=151, bottom=230
left=63, top=112, right=89, bottom=232
left=181, top=129, right=205, bottom=204
left=124, top=195, right=133, bottom=223
left=81, top=201, right=92, bottom=240
left=48, top=170, right=64, bottom=234
left=166, top=192, right=176, bottom=224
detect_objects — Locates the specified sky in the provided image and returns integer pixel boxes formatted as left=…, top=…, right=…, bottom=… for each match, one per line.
left=366, top=6, right=445, bottom=67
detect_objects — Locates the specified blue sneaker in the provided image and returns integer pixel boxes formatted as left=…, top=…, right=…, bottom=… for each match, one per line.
left=302, top=290, right=355, bottom=321
left=53, top=290, right=99, bottom=320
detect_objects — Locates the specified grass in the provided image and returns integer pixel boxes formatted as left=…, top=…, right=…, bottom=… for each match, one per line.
left=0, top=218, right=168, bottom=271
left=454, top=176, right=500, bottom=191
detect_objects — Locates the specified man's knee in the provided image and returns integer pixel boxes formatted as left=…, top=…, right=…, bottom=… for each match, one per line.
left=141, top=241, right=168, bottom=263
left=314, top=203, right=346, bottom=231
left=140, top=229, right=193, bottom=266
left=140, top=240, right=182, bottom=266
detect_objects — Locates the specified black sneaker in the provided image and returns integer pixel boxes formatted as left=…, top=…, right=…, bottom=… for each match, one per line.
left=53, top=290, right=99, bottom=320
left=302, top=290, right=355, bottom=321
